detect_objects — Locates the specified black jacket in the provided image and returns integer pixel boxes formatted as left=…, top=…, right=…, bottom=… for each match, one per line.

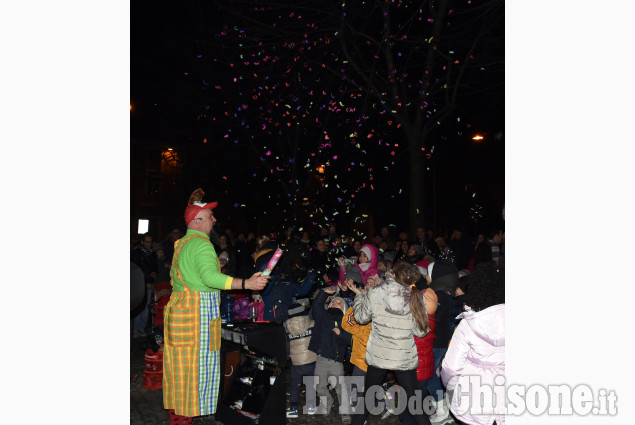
left=433, top=290, right=455, bottom=348
left=309, top=250, right=329, bottom=275
left=474, top=242, right=493, bottom=266
left=448, top=237, right=473, bottom=270
left=261, top=271, right=316, bottom=323
left=130, top=245, right=157, bottom=284
left=308, top=291, right=352, bottom=362
left=429, top=259, right=460, bottom=348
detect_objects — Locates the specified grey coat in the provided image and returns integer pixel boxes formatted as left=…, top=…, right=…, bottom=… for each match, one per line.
left=353, top=274, right=428, bottom=371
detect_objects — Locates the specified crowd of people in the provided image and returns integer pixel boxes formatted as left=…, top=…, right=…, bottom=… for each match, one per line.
left=131, top=212, right=505, bottom=425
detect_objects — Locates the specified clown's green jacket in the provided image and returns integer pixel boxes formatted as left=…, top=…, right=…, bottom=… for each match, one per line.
left=170, top=229, right=233, bottom=291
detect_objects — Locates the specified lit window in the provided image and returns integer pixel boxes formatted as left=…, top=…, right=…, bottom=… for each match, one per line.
left=138, top=219, right=149, bottom=234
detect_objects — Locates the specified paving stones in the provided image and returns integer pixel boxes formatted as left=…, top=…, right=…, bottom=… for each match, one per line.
left=131, top=337, right=455, bottom=425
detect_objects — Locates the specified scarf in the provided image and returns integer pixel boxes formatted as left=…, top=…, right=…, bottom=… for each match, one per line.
left=138, top=244, right=153, bottom=256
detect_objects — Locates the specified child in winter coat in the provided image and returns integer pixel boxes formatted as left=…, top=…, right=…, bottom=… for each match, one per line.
left=284, top=303, right=317, bottom=418
left=340, top=274, right=375, bottom=414
left=414, top=283, right=438, bottom=398
left=308, top=287, right=353, bottom=422
left=351, top=262, right=431, bottom=425
left=255, top=240, right=317, bottom=322
left=336, top=264, right=364, bottom=304
left=337, top=243, right=381, bottom=287
left=340, top=271, right=381, bottom=376
left=378, top=250, right=397, bottom=278
left=426, top=259, right=460, bottom=424
left=440, top=262, right=505, bottom=425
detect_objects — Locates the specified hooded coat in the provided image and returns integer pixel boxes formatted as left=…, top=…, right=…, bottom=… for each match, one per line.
left=353, top=274, right=428, bottom=371
left=441, top=304, right=505, bottom=425
left=307, top=290, right=352, bottom=362
left=338, top=243, right=380, bottom=287
left=340, top=306, right=372, bottom=372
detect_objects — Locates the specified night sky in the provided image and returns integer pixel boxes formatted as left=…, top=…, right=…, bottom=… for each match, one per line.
left=131, top=0, right=505, bottom=237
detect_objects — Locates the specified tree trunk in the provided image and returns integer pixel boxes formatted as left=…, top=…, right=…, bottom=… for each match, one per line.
left=432, top=160, right=437, bottom=232
left=408, top=131, right=425, bottom=236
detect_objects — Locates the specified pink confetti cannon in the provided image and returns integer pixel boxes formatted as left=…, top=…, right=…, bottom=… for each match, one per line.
left=261, top=248, right=283, bottom=276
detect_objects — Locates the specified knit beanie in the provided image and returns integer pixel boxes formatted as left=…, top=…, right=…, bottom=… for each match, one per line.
left=411, top=244, right=424, bottom=254
left=428, top=259, right=459, bottom=292
left=328, top=296, right=347, bottom=314
left=429, top=259, right=456, bottom=280
left=383, top=250, right=396, bottom=263
left=343, top=265, right=364, bottom=285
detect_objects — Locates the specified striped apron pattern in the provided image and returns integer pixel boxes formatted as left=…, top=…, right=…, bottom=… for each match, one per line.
left=198, top=291, right=221, bottom=415
left=163, top=235, right=223, bottom=417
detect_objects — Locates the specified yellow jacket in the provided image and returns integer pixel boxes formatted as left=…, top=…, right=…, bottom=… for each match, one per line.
left=341, top=306, right=372, bottom=372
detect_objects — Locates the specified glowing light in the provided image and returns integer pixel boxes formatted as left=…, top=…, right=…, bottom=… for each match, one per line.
left=161, top=149, right=181, bottom=171
left=137, top=219, right=149, bottom=234
left=472, top=135, right=484, bottom=141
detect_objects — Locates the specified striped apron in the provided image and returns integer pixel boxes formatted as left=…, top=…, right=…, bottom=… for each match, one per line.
left=163, top=235, right=222, bottom=417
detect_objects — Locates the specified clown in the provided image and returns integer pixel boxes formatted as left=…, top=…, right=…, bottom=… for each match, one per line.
left=162, top=188, right=269, bottom=424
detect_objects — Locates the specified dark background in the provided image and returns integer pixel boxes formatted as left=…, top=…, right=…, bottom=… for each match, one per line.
left=130, top=0, right=504, bottom=240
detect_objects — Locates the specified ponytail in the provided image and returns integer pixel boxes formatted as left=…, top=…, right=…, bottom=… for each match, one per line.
left=409, top=287, right=430, bottom=333
left=392, top=261, right=430, bottom=333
